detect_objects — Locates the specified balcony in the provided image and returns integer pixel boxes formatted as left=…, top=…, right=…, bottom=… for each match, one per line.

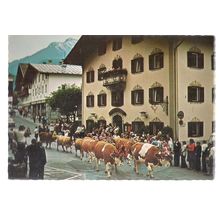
left=102, top=68, right=127, bottom=91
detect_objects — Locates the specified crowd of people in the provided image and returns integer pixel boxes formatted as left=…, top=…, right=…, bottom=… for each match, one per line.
left=8, top=125, right=47, bottom=180
left=8, top=114, right=215, bottom=179
left=172, top=139, right=215, bottom=176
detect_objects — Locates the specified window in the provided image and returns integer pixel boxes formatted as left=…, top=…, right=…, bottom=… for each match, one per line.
left=42, top=74, right=44, bottom=80
left=131, top=57, right=144, bottom=73
left=86, top=95, right=94, bottom=107
left=112, top=91, right=124, bottom=107
left=149, top=87, right=163, bottom=104
left=149, top=122, right=164, bottom=135
left=98, top=94, right=107, bottom=107
left=212, top=88, right=215, bottom=103
left=86, top=71, right=95, bottom=83
left=188, top=122, right=203, bottom=137
left=45, top=85, right=47, bottom=93
left=98, top=41, right=106, bottom=56
left=131, top=36, right=143, bottom=44
left=188, top=86, right=204, bottom=103
left=187, top=51, right=204, bottom=68
left=211, top=54, right=215, bottom=70
left=112, top=58, right=123, bottom=69
left=42, top=86, right=44, bottom=94
left=112, top=37, right=122, bottom=51
left=212, top=121, right=215, bottom=133
left=45, top=74, right=48, bottom=79
left=132, top=121, right=145, bottom=134
left=32, top=89, right=34, bottom=96
left=149, top=52, right=164, bottom=70
left=131, top=90, right=144, bottom=105
left=98, top=67, right=106, bottom=81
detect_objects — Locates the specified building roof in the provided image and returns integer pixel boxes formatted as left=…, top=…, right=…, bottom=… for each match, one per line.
left=64, top=35, right=107, bottom=65
left=64, top=35, right=214, bottom=66
left=31, top=63, right=82, bottom=75
left=20, top=64, right=29, bottom=77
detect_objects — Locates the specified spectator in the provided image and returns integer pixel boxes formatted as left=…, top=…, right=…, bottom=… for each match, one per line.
left=173, top=139, right=181, bottom=166
left=24, top=127, right=31, bottom=145
left=201, top=140, right=208, bottom=172
left=26, top=139, right=47, bottom=179
left=195, top=141, right=202, bottom=171
left=181, top=141, right=187, bottom=168
left=26, top=139, right=39, bottom=179
left=187, top=139, right=195, bottom=170
left=36, top=141, right=47, bottom=179
left=205, top=143, right=214, bottom=176
left=34, top=126, right=39, bottom=140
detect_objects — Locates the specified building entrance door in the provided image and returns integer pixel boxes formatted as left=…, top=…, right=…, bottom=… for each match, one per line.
left=112, top=115, right=123, bottom=134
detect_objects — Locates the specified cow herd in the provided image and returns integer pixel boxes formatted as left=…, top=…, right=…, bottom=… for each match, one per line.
left=39, top=131, right=172, bottom=178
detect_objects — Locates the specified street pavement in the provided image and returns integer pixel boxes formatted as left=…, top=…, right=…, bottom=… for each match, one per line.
left=11, top=114, right=214, bottom=180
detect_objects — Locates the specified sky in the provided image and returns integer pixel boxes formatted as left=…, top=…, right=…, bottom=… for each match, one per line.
left=8, top=35, right=80, bottom=62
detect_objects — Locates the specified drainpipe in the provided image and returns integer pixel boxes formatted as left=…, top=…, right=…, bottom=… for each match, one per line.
left=173, top=39, right=184, bottom=140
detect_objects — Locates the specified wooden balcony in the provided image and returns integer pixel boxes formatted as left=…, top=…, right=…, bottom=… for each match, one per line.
left=102, top=68, right=127, bottom=91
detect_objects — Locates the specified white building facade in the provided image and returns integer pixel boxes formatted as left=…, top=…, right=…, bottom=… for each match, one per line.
left=15, top=63, right=82, bottom=121
left=64, top=36, right=214, bottom=142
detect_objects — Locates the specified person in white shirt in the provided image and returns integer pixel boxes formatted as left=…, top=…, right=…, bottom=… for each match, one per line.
left=201, top=140, right=208, bottom=172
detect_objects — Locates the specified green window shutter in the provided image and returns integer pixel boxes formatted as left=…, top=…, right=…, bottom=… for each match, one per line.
left=149, top=54, right=154, bottom=70
left=103, top=94, right=107, bottom=106
left=140, top=57, right=144, bottom=72
left=131, top=91, right=135, bottom=105
left=158, top=87, right=164, bottom=102
left=131, top=59, right=135, bottom=73
left=149, top=88, right=153, bottom=104
left=92, top=71, right=94, bottom=82
left=200, top=87, right=204, bottom=102
left=140, top=90, right=144, bottom=104
left=97, top=95, right=100, bottom=106
left=199, top=122, right=204, bottom=136
left=187, top=51, right=193, bottom=67
left=86, top=96, right=89, bottom=107
left=159, top=52, right=164, bottom=68
left=198, top=53, right=204, bottom=69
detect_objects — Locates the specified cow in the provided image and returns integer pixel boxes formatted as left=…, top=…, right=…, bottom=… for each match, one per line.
left=81, top=137, right=98, bottom=163
left=74, top=138, right=83, bottom=159
left=94, top=141, right=122, bottom=178
left=132, top=142, right=172, bottom=178
left=39, top=131, right=57, bottom=149
left=56, top=135, right=74, bottom=152
left=114, top=137, right=136, bottom=165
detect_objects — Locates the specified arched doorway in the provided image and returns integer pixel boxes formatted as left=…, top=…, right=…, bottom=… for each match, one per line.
left=112, top=115, right=123, bottom=134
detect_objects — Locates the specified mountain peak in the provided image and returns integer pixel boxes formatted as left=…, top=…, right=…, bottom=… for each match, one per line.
left=9, top=37, right=78, bottom=77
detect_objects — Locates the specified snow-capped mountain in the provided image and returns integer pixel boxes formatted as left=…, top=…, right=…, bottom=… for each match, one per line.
left=8, top=37, right=78, bottom=77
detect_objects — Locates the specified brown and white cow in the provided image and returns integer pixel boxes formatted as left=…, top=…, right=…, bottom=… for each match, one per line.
left=132, top=142, right=171, bottom=178
left=81, top=137, right=98, bottom=163
left=94, top=141, right=122, bottom=177
left=39, top=131, right=57, bottom=149
left=56, top=135, right=74, bottom=152
left=114, top=137, right=135, bottom=165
